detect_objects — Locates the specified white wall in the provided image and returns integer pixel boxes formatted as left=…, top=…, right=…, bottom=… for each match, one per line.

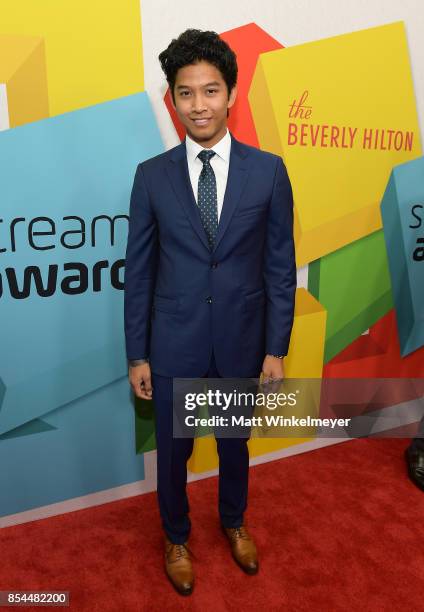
left=0, top=84, right=10, bottom=131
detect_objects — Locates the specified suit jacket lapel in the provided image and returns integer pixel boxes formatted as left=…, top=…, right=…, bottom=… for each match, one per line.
left=166, top=140, right=210, bottom=251
left=213, top=134, right=249, bottom=253
left=165, top=132, right=250, bottom=253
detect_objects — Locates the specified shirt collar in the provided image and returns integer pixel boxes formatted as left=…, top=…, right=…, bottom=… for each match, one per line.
left=185, top=128, right=231, bottom=165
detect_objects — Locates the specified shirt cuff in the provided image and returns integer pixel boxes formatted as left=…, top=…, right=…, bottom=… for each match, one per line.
left=128, top=358, right=149, bottom=367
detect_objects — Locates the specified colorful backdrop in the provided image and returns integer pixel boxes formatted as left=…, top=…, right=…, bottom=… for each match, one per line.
left=1, top=0, right=423, bottom=526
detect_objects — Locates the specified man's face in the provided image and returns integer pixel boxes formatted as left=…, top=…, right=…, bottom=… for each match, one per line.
left=171, top=60, right=237, bottom=148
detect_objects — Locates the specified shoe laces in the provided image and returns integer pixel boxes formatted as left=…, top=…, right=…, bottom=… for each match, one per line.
left=171, top=542, right=196, bottom=561
left=175, top=544, right=188, bottom=559
left=230, top=526, right=249, bottom=541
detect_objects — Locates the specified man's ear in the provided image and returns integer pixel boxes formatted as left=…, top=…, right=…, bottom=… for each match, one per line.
left=228, top=85, right=237, bottom=109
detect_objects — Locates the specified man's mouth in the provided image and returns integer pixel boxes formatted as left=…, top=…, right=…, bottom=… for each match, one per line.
left=192, top=118, right=212, bottom=126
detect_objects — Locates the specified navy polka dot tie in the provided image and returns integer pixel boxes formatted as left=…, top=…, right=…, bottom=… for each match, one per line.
left=197, top=149, right=218, bottom=249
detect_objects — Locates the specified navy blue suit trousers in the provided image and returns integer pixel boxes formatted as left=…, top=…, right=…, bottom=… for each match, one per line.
left=152, top=351, right=250, bottom=543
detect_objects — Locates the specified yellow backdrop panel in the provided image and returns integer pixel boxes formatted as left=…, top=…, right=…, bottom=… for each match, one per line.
left=0, top=34, right=49, bottom=126
left=0, top=0, right=144, bottom=116
left=249, top=22, right=422, bottom=266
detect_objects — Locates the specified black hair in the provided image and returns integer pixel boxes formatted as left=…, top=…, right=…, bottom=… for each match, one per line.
left=158, top=29, right=238, bottom=103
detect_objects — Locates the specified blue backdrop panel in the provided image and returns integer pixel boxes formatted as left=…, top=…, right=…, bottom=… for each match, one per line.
left=0, top=378, right=145, bottom=516
left=381, top=156, right=424, bottom=356
left=0, top=92, right=164, bottom=516
left=0, top=92, right=163, bottom=435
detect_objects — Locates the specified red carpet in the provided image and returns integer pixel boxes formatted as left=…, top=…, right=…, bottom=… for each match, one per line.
left=1, top=439, right=423, bottom=611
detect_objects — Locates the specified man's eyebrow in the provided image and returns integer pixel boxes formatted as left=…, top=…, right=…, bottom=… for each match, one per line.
left=176, top=81, right=221, bottom=89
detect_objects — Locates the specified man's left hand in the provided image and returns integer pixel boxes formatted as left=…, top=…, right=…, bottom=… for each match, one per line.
left=261, top=355, right=284, bottom=383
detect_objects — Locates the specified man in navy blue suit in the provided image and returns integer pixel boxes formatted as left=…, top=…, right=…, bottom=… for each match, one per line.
left=124, top=29, right=296, bottom=595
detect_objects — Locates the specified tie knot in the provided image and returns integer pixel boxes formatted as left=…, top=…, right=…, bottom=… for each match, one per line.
left=198, top=149, right=216, bottom=164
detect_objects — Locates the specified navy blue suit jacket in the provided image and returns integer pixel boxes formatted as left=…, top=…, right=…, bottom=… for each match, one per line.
left=124, top=132, right=296, bottom=377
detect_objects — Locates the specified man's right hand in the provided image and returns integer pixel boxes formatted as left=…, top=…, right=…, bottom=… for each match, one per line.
left=129, top=362, right=153, bottom=400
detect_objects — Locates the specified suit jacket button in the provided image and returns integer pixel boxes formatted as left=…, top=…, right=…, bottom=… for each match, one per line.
left=206, top=296, right=212, bottom=304
left=211, top=262, right=218, bottom=268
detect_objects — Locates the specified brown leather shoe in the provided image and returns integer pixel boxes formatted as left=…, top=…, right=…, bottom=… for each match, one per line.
left=164, top=537, right=194, bottom=596
left=222, top=525, right=259, bottom=574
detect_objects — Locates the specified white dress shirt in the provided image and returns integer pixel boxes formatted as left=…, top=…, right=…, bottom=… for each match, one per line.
left=185, top=128, right=231, bottom=222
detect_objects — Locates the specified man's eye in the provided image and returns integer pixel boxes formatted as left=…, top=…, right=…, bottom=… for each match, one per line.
left=207, top=89, right=217, bottom=94
left=180, top=91, right=190, bottom=96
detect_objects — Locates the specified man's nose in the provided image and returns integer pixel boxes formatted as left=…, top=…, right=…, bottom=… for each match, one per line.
left=192, top=94, right=207, bottom=112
